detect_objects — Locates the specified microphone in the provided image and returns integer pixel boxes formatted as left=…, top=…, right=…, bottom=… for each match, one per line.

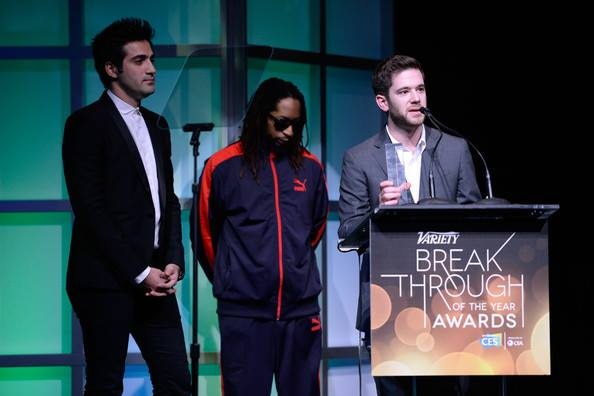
left=182, top=123, right=215, bottom=162
left=416, top=124, right=453, bottom=205
left=183, top=123, right=214, bottom=132
left=420, top=107, right=509, bottom=205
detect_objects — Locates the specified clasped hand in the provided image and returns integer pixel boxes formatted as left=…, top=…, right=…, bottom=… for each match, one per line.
left=143, top=263, right=181, bottom=297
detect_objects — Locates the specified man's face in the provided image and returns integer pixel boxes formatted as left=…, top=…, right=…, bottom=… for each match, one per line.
left=266, top=97, right=302, bottom=146
left=378, top=68, right=426, bottom=129
left=109, top=40, right=156, bottom=104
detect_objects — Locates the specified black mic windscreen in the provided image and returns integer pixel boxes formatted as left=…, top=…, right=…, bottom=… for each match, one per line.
left=182, top=122, right=215, bottom=132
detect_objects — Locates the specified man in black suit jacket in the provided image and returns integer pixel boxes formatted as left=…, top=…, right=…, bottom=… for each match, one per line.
left=338, top=55, right=481, bottom=395
left=62, top=18, right=190, bottom=395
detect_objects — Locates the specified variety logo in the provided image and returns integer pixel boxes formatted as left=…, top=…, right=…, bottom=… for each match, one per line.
left=417, top=231, right=460, bottom=245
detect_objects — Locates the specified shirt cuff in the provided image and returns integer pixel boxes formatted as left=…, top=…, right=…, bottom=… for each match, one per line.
left=134, top=266, right=151, bottom=284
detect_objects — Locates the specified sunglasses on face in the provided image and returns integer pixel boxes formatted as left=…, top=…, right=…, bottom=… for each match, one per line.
left=268, top=114, right=304, bottom=131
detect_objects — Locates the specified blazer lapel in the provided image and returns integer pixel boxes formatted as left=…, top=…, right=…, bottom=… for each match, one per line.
left=100, top=93, right=151, bottom=195
left=142, top=109, right=166, bottom=212
left=371, top=130, right=390, bottom=180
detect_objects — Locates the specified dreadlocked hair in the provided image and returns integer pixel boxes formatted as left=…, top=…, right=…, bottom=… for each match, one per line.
left=240, top=77, right=307, bottom=179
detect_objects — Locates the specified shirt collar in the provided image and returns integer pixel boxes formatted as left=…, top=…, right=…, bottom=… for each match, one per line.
left=385, top=124, right=427, bottom=151
left=106, top=89, right=139, bottom=116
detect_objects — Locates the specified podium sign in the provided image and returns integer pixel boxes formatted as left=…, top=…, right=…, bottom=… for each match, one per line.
left=367, top=204, right=558, bottom=376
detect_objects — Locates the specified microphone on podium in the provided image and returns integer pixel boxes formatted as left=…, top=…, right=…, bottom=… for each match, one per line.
left=416, top=127, right=453, bottom=205
left=420, top=107, right=509, bottom=205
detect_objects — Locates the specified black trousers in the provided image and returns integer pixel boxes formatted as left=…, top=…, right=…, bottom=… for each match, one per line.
left=69, top=289, right=191, bottom=396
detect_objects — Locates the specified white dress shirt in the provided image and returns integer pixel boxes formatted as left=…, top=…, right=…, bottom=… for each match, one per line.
left=107, top=90, right=161, bottom=283
left=386, top=125, right=427, bottom=203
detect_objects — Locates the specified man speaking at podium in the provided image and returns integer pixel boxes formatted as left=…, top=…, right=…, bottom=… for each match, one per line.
left=338, top=54, right=480, bottom=395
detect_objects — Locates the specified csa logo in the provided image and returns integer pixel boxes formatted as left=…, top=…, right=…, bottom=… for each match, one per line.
left=480, top=333, right=503, bottom=348
left=506, top=336, right=524, bottom=347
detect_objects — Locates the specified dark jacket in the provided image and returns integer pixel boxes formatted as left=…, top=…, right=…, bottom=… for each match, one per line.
left=338, top=126, right=481, bottom=332
left=192, top=142, right=328, bottom=320
left=62, top=92, right=184, bottom=291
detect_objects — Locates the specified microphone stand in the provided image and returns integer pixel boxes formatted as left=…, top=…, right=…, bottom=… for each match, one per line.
left=420, top=110, right=509, bottom=395
left=420, top=108, right=509, bottom=205
left=183, top=122, right=214, bottom=396
left=417, top=130, right=454, bottom=205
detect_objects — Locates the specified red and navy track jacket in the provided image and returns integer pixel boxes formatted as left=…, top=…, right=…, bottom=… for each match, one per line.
left=193, top=142, right=329, bottom=320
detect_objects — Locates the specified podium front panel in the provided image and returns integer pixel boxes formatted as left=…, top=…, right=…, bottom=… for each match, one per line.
left=369, top=213, right=552, bottom=376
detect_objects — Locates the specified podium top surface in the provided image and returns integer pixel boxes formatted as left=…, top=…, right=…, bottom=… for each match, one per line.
left=373, top=203, right=559, bottom=221
left=337, top=203, right=559, bottom=253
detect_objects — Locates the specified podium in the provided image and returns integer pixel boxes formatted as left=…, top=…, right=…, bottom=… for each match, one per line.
left=338, top=204, right=559, bottom=377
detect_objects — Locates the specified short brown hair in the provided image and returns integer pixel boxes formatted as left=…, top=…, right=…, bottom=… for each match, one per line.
left=372, top=54, right=424, bottom=96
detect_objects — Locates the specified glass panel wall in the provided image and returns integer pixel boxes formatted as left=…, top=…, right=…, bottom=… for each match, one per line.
left=326, top=0, right=393, bottom=59
left=0, top=367, right=71, bottom=396
left=0, top=61, right=70, bottom=200
left=248, top=0, right=320, bottom=52
left=83, top=0, right=221, bottom=45
left=0, top=212, right=71, bottom=355
left=326, top=66, right=384, bottom=201
left=0, top=0, right=69, bottom=46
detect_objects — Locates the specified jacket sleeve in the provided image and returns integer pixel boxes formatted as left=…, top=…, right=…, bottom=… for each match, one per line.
left=337, top=149, right=372, bottom=240
left=190, top=157, right=218, bottom=283
left=62, top=111, right=147, bottom=285
left=310, top=164, right=329, bottom=249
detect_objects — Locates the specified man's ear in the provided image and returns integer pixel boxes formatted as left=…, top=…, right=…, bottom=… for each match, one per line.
left=105, top=62, right=119, bottom=79
left=375, top=94, right=389, bottom=112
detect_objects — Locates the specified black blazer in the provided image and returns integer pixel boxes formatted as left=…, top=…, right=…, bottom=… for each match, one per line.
left=63, top=91, right=184, bottom=291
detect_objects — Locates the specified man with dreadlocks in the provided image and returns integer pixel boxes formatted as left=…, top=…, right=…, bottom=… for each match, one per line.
left=191, top=77, right=328, bottom=396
